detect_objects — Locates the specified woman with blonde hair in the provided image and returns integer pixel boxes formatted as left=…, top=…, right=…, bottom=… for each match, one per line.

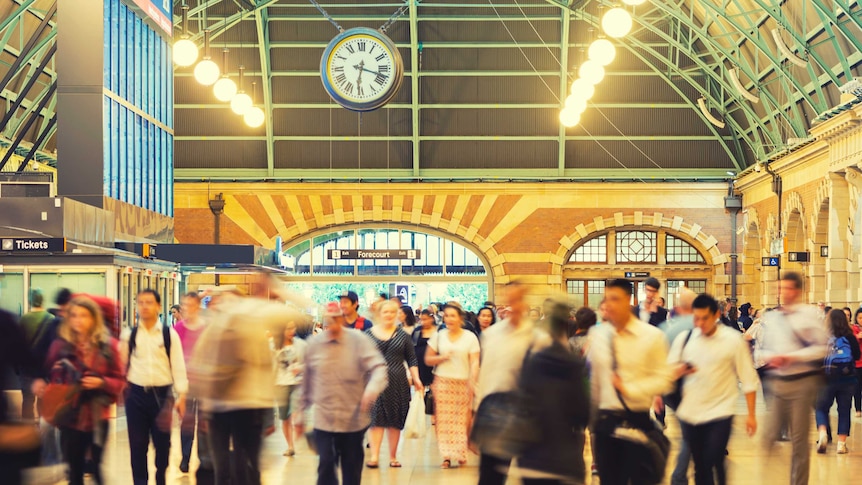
left=425, top=302, right=480, bottom=468
left=44, top=296, right=124, bottom=485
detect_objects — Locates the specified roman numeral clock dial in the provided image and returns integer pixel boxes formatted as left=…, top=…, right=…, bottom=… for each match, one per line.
left=321, top=28, right=405, bottom=112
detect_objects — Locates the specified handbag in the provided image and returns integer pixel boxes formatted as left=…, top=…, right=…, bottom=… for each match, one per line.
left=424, top=388, right=435, bottom=415
left=663, top=330, right=693, bottom=410
left=405, top=391, right=427, bottom=439
left=469, top=340, right=540, bottom=459
left=39, top=358, right=82, bottom=428
left=610, top=335, right=670, bottom=484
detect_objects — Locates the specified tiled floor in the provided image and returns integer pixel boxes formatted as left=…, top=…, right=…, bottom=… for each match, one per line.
left=23, top=406, right=862, bottom=485
left=10, top=384, right=862, bottom=485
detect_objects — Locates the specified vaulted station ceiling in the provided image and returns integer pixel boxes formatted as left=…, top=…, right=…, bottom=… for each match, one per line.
left=1, top=0, right=860, bottom=180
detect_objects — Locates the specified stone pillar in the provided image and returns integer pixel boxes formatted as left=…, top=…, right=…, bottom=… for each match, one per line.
left=844, top=169, right=862, bottom=305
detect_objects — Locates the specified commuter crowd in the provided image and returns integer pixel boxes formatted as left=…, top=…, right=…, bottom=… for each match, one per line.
left=1, top=272, right=861, bottom=485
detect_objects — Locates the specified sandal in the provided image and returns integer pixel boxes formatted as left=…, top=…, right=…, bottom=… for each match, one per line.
left=390, top=461, right=402, bottom=468
left=441, top=459, right=451, bottom=469
left=366, top=462, right=379, bottom=469
left=457, top=459, right=467, bottom=466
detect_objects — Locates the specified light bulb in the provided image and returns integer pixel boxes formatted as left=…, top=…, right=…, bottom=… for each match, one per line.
left=173, top=39, right=199, bottom=67
left=602, top=8, right=633, bottom=38
left=588, top=38, right=616, bottom=66
left=194, top=58, right=220, bottom=86
left=213, top=77, right=238, bottom=102
left=579, top=60, right=605, bottom=85
left=570, top=79, right=595, bottom=100
left=559, top=108, right=581, bottom=128
left=231, top=92, right=253, bottom=115
left=565, top=95, right=588, bottom=114
left=244, top=106, right=265, bottom=128
left=622, top=0, right=647, bottom=5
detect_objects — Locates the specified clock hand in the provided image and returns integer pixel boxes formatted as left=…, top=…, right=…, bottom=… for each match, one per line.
left=356, top=60, right=364, bottom=86
left=352, top=65, right=388, bottom=78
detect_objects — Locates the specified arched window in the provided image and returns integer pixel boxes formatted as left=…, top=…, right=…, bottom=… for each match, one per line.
left=283, top=227, right=488, bottom=277
left=666, top=234, right=705, bottom=263
left=568, top=230, right=707, bottom=265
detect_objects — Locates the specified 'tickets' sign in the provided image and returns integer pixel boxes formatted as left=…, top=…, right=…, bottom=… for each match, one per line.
left=1, top=238, right=66, bottom=253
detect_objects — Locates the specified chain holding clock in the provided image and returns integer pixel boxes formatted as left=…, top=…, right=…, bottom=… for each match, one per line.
left=310, top=0, right=408, bottom=112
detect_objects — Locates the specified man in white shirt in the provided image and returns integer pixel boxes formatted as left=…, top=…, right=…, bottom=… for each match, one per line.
left=123, top=289, right=188, bottom=485
left=589, top=279, right=673, bottom=484
left=670, top=294, right=759, bottom=485
left=760, top=272, right=828, bottom=485
left=475, top=281, right=550, bottom=485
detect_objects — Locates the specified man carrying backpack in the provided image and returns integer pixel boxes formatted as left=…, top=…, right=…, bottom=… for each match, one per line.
left=122, top=289, right=188, bottom=485
left=339, top=291, right=373, bottom=331
left=814, top=308, right=860, bottom=454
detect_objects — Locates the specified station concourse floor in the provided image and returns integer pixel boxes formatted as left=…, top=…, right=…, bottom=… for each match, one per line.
left=28, top=399, right=862, bottom=485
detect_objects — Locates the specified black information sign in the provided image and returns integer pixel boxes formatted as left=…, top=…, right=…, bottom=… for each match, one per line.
left=327, top=249, right=421, bottom=260
left=762, top=257, right=780, bottom=267
left=1, top=237, right=66, bottom=252
left=624, top=271, right=651, bottom=278
left=787, top=252, right=810, bottom=263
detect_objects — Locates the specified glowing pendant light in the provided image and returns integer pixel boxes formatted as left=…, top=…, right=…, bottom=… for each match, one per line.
left=173, top=5, right=198, bottom=67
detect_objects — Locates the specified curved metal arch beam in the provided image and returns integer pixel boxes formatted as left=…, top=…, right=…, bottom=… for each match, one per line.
left=648, top=1, right=812, bottom=136
left=722, top=0, right=836, bottom=106
left=254, top=6, right=275, bottom=177
left=601, top=11, right=780, bottom=151
left=0, top=0, right=41, bottom=34
left=183, top=0, right=280, bottom=44
left=833, top=0, right=862, bottom=34
left=572, top=16, right=749, bottom=167
left=808, top=1, right=862, bottom=78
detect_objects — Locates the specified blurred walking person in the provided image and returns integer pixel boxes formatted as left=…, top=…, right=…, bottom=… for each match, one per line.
left=18, top=288, right=56, bottom=422
left=44, top=297, right=125, bottom=485
left=474, top=281, right=549, bottom=483
left=122, top=289, right=188, bottom=485
left=300, top=302, right=388, bottom=485
left=174, top=292, right=209, bottom=474
left=274, top=320, right=308, bottom=457
left=190, top=293, right=288, bottom=485
left=518, top=300, right=590, bottom=485
left=760, top=272, right=828, bottom=485
left=425, top=302, right=480, bottom=469
left=814, top=309, right=860, bottom=454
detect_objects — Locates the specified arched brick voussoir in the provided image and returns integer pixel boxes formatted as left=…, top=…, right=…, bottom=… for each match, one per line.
left=552, top=212, right=727, bottom=276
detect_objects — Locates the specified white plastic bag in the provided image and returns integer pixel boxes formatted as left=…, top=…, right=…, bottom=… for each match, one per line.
left=404, top=391, right=426, bottom=439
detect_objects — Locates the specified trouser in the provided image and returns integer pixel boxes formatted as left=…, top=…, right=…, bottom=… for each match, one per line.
left=314, top=429, right=366, bottom=485
left=680, top=417, right=733, bottom=485
left=478, top=453, right=511, bottom=485
left=61, top=424, right=109, bottom=485
left=594, top=411, right=656, bottom=485
left=670, top=437, right=692, bottom=485
left=181, top=398, right=209, bottom=467
left=208, top=409, right=266, bottom=485
left=125, top=384, right=173, bottom=485
left=815, top=379, right=856, bottom=436
left=854, top=368, right=862, bottom=413
left=20, top=376, right=36, bottom=421
left=762, top=375, right=822, bottom=485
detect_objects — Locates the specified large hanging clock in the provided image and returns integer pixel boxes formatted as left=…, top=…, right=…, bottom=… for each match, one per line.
left=320, top=27, right=405, bottom=112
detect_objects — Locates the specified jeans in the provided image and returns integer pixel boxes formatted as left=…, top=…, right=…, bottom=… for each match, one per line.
left=208, top=409, right=265, bottom=485
left=854, top=369, right=862, bottom=413
left=314, top=429, right=366, bottom=485
left=181, top=398, right=209, bottom=467
left=815, top=379, right=856, bottom=436
left=670, top=438, right=691, bottom=485
left=61, top=424, right=109, bottom=485
left=125, top=385, right=172, bottom=485
left=762, top=375, right=822, bottom=485
left=478, top=453, right=511, bottom=485
left=680, top=418, right=733, bottom=485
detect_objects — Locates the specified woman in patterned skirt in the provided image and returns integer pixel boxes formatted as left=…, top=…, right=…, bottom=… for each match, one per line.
left=425, top=302, right=480, bottom=469
left=365, top=300, right=423, bottom=468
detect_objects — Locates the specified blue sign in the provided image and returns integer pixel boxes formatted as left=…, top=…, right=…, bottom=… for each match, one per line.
left=126, top=0, right=173, bottom=35
left=762, top=257, right=780, bottom=267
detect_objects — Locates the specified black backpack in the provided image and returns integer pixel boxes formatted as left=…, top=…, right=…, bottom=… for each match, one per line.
left=127, top=324, right=172, bottom=372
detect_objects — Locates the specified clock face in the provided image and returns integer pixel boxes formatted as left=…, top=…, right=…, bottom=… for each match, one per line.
left=321, top=28, right=404, bottom=111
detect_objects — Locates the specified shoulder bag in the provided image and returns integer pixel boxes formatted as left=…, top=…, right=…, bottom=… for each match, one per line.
left=663, top=329, right=692, bottom=410
left=424, top=330, right=442, bottom=415
left=610, top=335, right=670, bottom=484
left=469, top=339, right=540, bottom=459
